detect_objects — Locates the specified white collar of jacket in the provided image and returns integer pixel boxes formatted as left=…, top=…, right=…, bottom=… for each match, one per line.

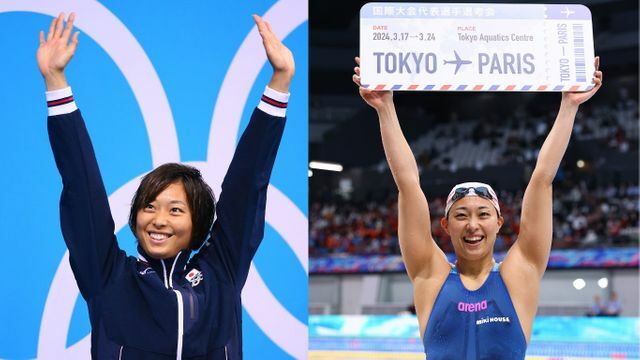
left=136, top=244, right=192, bottom=289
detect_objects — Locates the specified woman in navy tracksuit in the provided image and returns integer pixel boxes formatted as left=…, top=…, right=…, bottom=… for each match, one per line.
left=39, top=12, right=294, bottom=359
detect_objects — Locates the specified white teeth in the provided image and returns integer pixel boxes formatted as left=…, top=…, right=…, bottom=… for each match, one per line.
left=149, top=232, right=170, bottom=240
left=465, top=236, right=483, bottom=241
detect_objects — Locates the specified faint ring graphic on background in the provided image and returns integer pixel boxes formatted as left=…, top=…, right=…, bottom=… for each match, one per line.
left=0, top=0, right=307, bottom=358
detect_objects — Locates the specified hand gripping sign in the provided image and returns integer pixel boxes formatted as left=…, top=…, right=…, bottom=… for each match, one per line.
left=360, top=3, right=595, bottom=91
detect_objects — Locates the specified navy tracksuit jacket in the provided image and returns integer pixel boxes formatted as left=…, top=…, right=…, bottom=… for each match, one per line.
left=47, top=88, right=286, bottom=359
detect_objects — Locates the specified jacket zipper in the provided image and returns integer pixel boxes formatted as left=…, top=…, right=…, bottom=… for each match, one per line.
left=172, top=289, right=184, bottom=360
left=163, top=253, right=185, bottom=360
left=160, top=260, right=169, bottom=289
left=169, top=254, right=180, bottom=289
left=118, top=345, right=123, bottom=359
left=224, top=345, right=228, bottom=360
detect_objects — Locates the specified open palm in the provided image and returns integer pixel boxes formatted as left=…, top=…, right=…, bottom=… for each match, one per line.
left=352, top=56, right=393, bottom=110
left=37, top=13, right=78, bottom=78
left=563, top=56, right=603, bottom=106
left=254, top=15, right=295, bottom=77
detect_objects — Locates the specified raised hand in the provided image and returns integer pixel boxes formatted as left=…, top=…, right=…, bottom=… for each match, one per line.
left=37, top=12, right=79, bottom=91
left=253, top=14, right=295, bottom=93
left=352, top=56, right=393, bottom=111
left=562, top=56, right=603, bottom=106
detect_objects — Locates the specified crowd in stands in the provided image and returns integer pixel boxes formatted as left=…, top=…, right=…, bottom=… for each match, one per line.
left=311, top=89, right=638, bottom=257
left=374, top=89, right=638, bottom=173
left=309, top=182, right=639, bottom=257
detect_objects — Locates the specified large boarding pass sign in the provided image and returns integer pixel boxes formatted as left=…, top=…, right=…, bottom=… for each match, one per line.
left=360, top=3, right=595, bottom=91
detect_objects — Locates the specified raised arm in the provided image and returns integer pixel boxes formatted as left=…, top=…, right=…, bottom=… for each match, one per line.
left=352, top=58, right=447, bottom=281
left=510, top=58, right=603, bottom=277
left=40, top=13, right=124, bottom=299
left=203, top=15, right=294, bottom=289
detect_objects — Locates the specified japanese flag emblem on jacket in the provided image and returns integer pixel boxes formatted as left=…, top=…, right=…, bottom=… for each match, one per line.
left=185, top=268, right=203, bottom=287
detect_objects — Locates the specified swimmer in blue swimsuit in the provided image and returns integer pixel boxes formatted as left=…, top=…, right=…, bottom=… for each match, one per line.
left=352, top=57, right=603, bottom=359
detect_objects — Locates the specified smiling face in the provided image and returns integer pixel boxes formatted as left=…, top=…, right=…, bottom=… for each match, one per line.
left=135, top=181, right=193, bottom=259
left=441, top=196, right=504, bottom=261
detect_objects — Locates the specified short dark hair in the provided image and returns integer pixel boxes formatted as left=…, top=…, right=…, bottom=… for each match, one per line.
left=128, top=163, right=215, bottom=250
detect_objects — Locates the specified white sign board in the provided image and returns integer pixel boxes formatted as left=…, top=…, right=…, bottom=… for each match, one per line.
left=360, top=3, right=595, bottom=91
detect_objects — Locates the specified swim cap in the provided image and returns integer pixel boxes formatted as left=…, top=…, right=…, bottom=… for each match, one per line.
left=445, top=182, right=500, bottom=217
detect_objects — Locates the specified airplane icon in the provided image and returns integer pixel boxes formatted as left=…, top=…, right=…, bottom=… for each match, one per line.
left=561, top=6, right=575, bottom=18
left=443, top=50, right=472, bottom=74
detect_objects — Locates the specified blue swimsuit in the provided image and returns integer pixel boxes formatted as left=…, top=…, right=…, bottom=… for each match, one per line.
left=423, top=262, right=527, bottom=360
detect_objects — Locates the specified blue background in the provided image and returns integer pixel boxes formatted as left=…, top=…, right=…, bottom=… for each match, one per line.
left=0, top=2, right=307, bottom=359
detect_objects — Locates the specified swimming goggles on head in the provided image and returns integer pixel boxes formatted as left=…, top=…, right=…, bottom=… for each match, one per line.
left=450, top=186, right=494, bottom=203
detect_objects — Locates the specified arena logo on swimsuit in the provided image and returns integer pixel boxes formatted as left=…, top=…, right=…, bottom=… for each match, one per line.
left=457, top=300, right=487, bottom=312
